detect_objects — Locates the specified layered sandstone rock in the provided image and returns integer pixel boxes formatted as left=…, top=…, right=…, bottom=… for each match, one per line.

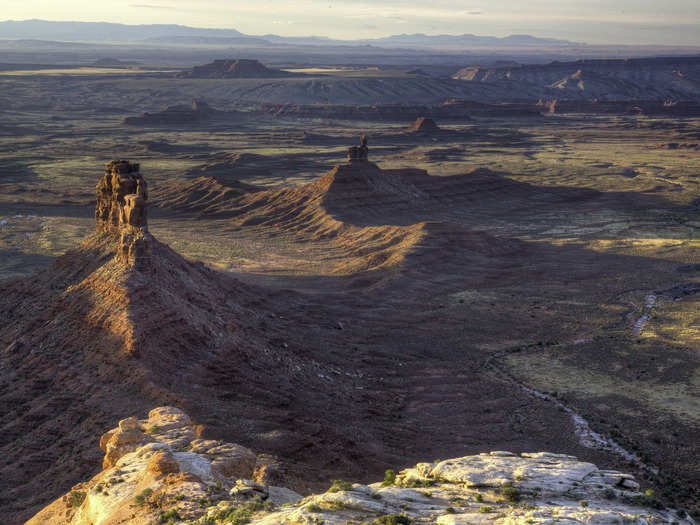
left=27, top=407, right=269, bottom=525
left=28, top=408, right=691, bottom=525
left=95, top=160, right=152, bottom=268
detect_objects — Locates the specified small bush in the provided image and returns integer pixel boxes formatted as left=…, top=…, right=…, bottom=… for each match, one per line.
left=134, top=488, right=153, bottom=506
left=374, top=514, right=411, bottom=525
left=479, top=506, right=494, bottom=513
left=421, top=491, right=432, bottom=498
left=327, top=479, right=353, bottom=493
left=215, top=497, right=270, bottom=524
left=644, top=489, right=655, bottom=499
left=400, top=478, right=435, bottom=488
left=445, top=507, right=455, bottom=513
left=326, top=500, right=348, bottom=509
left=306, top=503, right=322, bottom=513
left=500, top=481, right=520, bottom=503
left=475, top=493, right=484, bottom=503
left=68, top=491, right=86, bottom=508
left=158, top=509, right=181, bottom=524
left=147, top=425, right=163, bottom=435
left=579, top=500, right=588, bottom=507
left=382, top=469, right=397, bottom=486
left=371, top=492, right=383, bottom=500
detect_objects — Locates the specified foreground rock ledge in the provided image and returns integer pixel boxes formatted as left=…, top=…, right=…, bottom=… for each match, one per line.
left=28, top=407, right=691, bottom=525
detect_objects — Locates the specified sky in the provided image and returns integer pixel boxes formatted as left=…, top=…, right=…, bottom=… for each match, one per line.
left=3, top=0, right=700, bottom=45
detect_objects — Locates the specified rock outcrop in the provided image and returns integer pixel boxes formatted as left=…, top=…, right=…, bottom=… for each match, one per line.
left=408, top=117, right=440, bottom=133
left=27, top=407, right=271, bottom=525
left=95, top=160, right=152, bottom=268
left=347, top=135, right=369, bottom=163
left=29, top=408, right=690, bottom=525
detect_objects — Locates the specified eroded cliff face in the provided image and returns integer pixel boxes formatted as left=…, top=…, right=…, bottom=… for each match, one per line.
left=28, top=407, right=691, bottom=525
left=95, top=160, right=151, bottom=268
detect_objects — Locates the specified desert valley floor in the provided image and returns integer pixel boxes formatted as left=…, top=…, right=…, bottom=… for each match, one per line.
left=0, top=67, right=698, bottom=523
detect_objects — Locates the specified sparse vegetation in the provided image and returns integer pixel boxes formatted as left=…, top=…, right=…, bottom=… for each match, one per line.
left=382, top=469, right=397, bottom=486
left=213, top=497, right=274, bottom=524
left=67, top=491, right=86, bottom=508
left=327, top=479, right=353, bottom=493
left=374, top=514, right=411, bottom=525
left=500, top=481, right=520, bottom=503
left=399, top=478, right=436, bottom=489
left=134, top=488, right=153, bottom=506
left=480, top=506, right=494, bottom=513
left=158, top=509, right=181, bottom=524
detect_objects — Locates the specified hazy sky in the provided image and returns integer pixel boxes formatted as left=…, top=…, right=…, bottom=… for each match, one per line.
left=4, top=0, right=700, bottom=44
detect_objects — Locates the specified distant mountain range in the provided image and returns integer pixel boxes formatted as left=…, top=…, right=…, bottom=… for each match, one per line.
left=0, top=19, right=581, bottom=49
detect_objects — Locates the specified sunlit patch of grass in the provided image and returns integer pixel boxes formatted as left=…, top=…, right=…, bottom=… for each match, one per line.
left=504, top=352, right=700, bottom=426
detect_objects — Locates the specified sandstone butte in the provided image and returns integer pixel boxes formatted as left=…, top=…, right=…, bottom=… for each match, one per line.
left=26, top=162, right=695, bottom=525
left=28, top=406, right=692, bottom=525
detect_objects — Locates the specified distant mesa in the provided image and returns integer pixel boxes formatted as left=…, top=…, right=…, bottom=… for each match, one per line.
left=123, top=99, right=242, bottom=126
left=92, top=57, right=131, bottom=66
left=452, top=56, right=700, bottom=101
left=178, top=58, right=300, bottom=79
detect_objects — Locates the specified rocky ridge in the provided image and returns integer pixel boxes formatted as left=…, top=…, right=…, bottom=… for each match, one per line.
left=29, top=407, right=691, bottom=525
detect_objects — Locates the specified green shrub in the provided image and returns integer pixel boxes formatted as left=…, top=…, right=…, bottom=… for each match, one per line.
left=371, top=492, right=383, bottom=500
left=382, top=469, right=397, bottom=486
left=479, top=506, right=494, bottom=513
left=399, top=478, right=435, bottom=488
left=68, top=491, right=86, bottom=508
left=374, top=514, right=411, bottom=525
left=214, top=497, right=271, bottom=524
left=500, top=481, right=520, bottom=503
left=327, top=479, right=353, bottom=493
left=475, top=493, right=484, bottom=503
left=158, top=509, right=181, bottom=524
left=147, top=425, right=163, bottom=435
left=134, top=488, right=153, bottom=506
left=445, top=507, right=455, bottom=513
left=306, top=503, right=322, bottom=513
